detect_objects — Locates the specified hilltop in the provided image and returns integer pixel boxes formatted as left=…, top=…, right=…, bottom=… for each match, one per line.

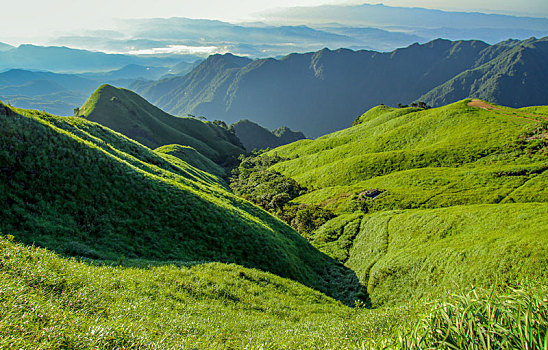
left=231, top=99, right=548, bottom=305
left=79, top=84, right=245, bottom=167
left=0, top=100, right=360, bottom=303
left=133, top=37, right=548, bottom=137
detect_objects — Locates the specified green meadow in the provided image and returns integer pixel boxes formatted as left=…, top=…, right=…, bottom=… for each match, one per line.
left=1, top=98, right=547, bottom=348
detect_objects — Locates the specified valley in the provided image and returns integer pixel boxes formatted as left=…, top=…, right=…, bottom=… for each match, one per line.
left=1, top=2, right=548, bottom=348
left=1, top=92, right=547, bottom=348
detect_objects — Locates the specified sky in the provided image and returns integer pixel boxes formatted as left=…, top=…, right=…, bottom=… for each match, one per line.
left=1, top=0, right=547, bottom=45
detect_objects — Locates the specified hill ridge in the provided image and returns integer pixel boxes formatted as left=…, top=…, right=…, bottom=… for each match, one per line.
left=80, top=84, right=245, bottom=168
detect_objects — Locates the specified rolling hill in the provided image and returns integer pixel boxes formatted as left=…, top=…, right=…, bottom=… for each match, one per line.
left=134, top=37, right=548, bottom=138
left=231, top=99, right=548, bottom=306
left=1, top=98, right=547, bottom=348
left=79, top=84, right=245, bottom=167
left=0, top=100, right=361, bottom=304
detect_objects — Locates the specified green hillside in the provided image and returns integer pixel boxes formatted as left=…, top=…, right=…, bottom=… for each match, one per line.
left=244, top=99, right=548, bottom=305
left=2, top=235, right=546, bottom=349
left=155, top=144, right=226, bottom=178
left=79, top=84, right=245, bottom=167
left=2, top=98, right=547, bottom=348
left=0, top=101, right=360, bottom=303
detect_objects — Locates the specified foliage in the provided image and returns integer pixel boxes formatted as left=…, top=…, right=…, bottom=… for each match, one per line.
left=230, top=153, right=336, bottom=235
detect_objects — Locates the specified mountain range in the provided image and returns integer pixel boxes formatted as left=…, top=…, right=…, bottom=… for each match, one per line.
left=41, top=5, right=548, bottom=58
left=133, top=36, right=548, bottom=137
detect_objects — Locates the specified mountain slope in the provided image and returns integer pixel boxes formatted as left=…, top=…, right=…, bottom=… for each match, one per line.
left=79, top=84, right=245, bottom=166
left=230, top=119, right=306, bottom=151
left=134, top=37, right=548, bottom=137
left=420, top=37, right=548, bottom=107
left=133, top=39, right=490, bottom=137
left=0, top=101, right=360, bottom=303
left=252, top=99, right=548, bottom=305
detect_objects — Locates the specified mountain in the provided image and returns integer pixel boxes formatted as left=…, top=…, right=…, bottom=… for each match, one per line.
left=273, top=126, right=306, bottom=144
left=0, top=69, right=100, bottom=115
left=0, top=42, right=13, bottom=51
left=230, top=119, right=306, bottom=151
left=79, top=84, right=245, bottom=166
left=134, top=37, right=548, bottom=137
left=131, top=53, right=253, bottom=108
left=420, top=37, right=548, bottom=107
left=260, top=3, right=548, bottom=33
left=0, top=100, right=360, bottom=304
left=235, top=99, right=548, bottom=306
left=48, top=10, right=548, bottom=58
left=133, top=39, right=490, bottom=137
left=0, top=44, right=186, bottom=73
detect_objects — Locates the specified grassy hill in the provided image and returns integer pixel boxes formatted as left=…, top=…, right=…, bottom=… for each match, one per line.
left=0, top=101, right=360, bottom=304
left=1, top=99, right=547, bottom=348
left=247, top=99, right=548, bottom=306
left=3, top=235, right=546, bottom=349
left=79, top=84, right=245, bottom=167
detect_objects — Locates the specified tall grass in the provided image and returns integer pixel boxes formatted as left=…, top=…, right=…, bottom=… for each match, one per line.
left=399, top=288, right=548, bottom=350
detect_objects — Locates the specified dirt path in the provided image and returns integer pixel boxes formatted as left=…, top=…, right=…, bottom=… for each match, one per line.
left=467, top=99, right=544, bottom=122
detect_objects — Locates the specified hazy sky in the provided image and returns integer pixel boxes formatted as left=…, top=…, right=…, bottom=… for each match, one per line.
left=2, top=0, right=547, bottom=45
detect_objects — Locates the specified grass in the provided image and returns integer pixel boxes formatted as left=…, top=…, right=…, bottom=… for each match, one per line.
left=155, top=144, right=227, bottom=179
left=2, top=97, right=548, bottom=348
left=0, top=101, right=361, bottom=303
left=397, top=287, right=548, bottom=349
left=260, top=100, right=548, bottom=306
left=346, top=203, right=548, bottom=306
left=0, top=236, right=403, bottom=349
left=1, top=236, right=546, bottom=349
